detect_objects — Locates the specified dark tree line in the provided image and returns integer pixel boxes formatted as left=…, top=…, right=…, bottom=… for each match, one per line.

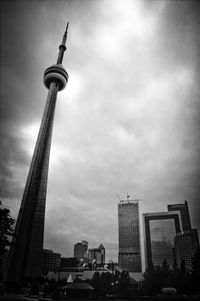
left=87, top=251, right=200, bottom=298
left=0, top=201, right=200, bottom=298
left=87, top=269, right=138, bottom=298
left=0, top=201, right=15, bottom=280
left=141, top=252, right=200, bottom=296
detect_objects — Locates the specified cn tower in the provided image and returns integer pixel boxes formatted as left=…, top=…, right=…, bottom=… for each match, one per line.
left=7, top=25, right=69, bottom=282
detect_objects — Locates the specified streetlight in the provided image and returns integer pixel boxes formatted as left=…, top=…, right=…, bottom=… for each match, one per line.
left=92, top=259, right=97, bottom=270
left=83, top=263, right=88, bottom=269
left=104, top=263, right=109, bottom=270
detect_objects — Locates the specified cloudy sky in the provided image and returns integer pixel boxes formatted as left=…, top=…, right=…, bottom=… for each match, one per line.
left=1, top=0, right=200, bottom=268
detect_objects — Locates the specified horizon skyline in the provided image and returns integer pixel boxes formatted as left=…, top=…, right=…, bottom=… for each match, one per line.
left=1, top=0, right=200, bottom=263
left=3, top=198, right=195, bottom=266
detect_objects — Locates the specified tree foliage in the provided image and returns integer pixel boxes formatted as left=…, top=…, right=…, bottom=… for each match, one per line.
left=0, top=201, right=15, bottom=280
left=88, top=270, right=132, bottom=298
left=0, top=201, right=15, bottom=255
left=141, top=258, right=198, bottom=296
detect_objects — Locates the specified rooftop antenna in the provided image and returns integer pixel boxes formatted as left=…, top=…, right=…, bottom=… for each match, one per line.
left=57, top=22, right=69, bottom=64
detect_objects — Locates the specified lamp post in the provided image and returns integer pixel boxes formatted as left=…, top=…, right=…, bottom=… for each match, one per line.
left=92, top=259, right=97, bottom=270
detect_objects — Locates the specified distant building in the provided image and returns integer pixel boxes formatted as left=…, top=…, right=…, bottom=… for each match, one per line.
left=118, top=199, right=142, bottom=272
left=168, top=201, right=191, bottom=231
left=42, top=249, right=61, bottom=276
left=174, top=229, right=199, bottom=271
left=59, top=257, right=82, bottom=275
left=74, top=241, right=88, bottom=259
left=143, top=211, right=181, bottom=270
left=87, top=244, right=105, bottom=264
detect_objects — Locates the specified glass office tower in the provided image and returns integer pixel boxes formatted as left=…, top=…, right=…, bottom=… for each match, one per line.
left=118, top=200, right=142, bottom=272
left=143, top=212, right=181, bottom=270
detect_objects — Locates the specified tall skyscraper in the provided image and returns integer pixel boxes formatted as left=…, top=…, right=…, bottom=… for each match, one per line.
left=7, top=25, right=69, bottom=282
left=143, top=211, right=181, bottom=270
left=174, top=229, right=199, bottom=271
left=168, top=200, right=191, bottom=231
left=118, top=199, right=142, bottom=272
left=168, top=201, right=199, bottom=271
left=74, top=241, right=88, bottom=259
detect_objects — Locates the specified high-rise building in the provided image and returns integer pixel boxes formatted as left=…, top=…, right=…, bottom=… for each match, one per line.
left=87, top=244, right=105, bottom=265
left=143, top=211, right=181, bottom=270
left=42, top=249, right=61, bottom=276
left=7, top=25, right=69, bottom=282
left=168, top=201, right=191, bottom=231
left=74, top=241, right=88, bottom=259
left=169, top=201, right=200, bottom=271
left=118, top=199, right=142, bottom=272
left=174, top=229, right=199, bottom=271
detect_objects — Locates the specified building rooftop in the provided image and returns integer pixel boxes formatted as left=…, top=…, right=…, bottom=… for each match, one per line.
left=119, top=199, right=140, bottom=204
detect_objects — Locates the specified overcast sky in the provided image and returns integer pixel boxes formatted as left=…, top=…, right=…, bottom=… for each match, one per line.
left=1, top=0, right=200, bottom=267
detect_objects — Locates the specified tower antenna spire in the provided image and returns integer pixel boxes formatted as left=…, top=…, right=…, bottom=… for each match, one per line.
left=7, top=27, right=69, bottom=282
left=62, top=22, right=69, bottom=46
left=57, top=22, right=69, bottom=64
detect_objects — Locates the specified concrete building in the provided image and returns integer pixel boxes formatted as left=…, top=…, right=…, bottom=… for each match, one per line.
left=74, top=241, right=88, bottom=259
left=174, top=229, right=199, bottom=271
left=60, top=257, right=79, bottom=272
left=7, top=25, right=69, bottom=282
left=87, top=244, right=105, bottom=265
left=118, top=199, right=142, bottom=272
left=42, top=249, right=61, bottom=276
left=143, top=211, right=181, bottom=270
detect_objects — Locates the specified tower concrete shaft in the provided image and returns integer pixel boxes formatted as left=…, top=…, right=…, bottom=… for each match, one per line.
left=7, top=25, right=69, bottom=282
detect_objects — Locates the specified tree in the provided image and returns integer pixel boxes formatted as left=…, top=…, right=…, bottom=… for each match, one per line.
left=88, top=269, right=132, bottom=298
left=0, top=201, right=15, bottom=256
left=118, top=270, right=131, bottom=297
left=141, top=266, right=163, bottom=296
left=141, top=260, right=173, bottom=296
left=90, top=271, right=101, bottom=296
left=0, top=201, right=15, bottom=279
left=100, top=272, right=113, bottom=296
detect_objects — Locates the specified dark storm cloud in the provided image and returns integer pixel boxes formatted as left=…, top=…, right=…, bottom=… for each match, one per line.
left=0, top=127, right=30, bottom=200
left=162, top=0, right=200, bottom=222
left=1, top=1, right=48, bottom=205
